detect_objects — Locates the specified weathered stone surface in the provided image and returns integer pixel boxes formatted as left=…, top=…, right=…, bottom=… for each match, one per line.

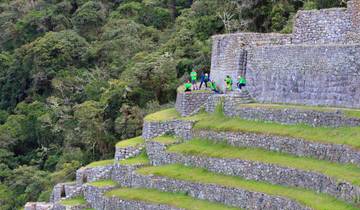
left=50, top=182, right=82, bottom=203
left=227, top=105, right=360, bottom=127
left=246, top=44, right=360, bottom=109
left=146, top=140, right=360, bottom=203
left=24, top=202, right=54, bottom=210
left=193, top=129, right=360, bottom=167
left=175, top=92, right=213, bottom=117
left=142, top=120, right=194, bottom=140
left=115, top=145, right=144, bottom=161
left=52, top=203, right=90, bottom=210
left=76, top=165, right=114, bottom=185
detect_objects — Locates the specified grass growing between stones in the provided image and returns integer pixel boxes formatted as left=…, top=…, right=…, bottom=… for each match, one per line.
left=116, top=136, right=144, bottom=148
left=240, top=103, right=360, bottom=118
left=144, top=108, right=179, bottom=121
left=59, top=196, right=87, bottom=206
left=185, top=106, right=360, bottom=149
left=87, top=180, right=118, bottom=188
left=119, top=150, right=149, bottom=165
left=153, top=136, right=179, bottom=145
left=168, top=138, right=360, bottom=186
left=137, top=164, right=358, bottom=210
left=84, top=159, right=114, bottom=168
left=105, top=187, right=240, bottom=210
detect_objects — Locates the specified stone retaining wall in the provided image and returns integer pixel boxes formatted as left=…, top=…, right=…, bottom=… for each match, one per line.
left=146, top=140, right=360, bottom=203
left=24, top=202, right=54, bottom=210
left=76, top=165, right=114, bottom=185
left=50, top=182, right=82, bottom=202
left=227, top=105, right=360, bottom=127
left=115, top=145, right=144, bottom=161
left=193, top=130, right=360, bottom=167
left=142, top=120, right=194, bottom=140
left=175, top=92, right=213, bottom=117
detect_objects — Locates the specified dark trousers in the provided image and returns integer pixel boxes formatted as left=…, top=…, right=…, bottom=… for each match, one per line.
left=185, top=88, right=191, bottom=92
left=238, top=83, right=246, bottom=89
left=199, top=80, right=208, bottom=89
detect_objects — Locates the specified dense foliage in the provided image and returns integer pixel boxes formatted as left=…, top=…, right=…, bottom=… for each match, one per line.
left=0, top=0, right=346, bottom=208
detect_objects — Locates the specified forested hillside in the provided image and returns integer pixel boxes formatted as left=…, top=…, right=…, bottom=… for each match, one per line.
left=0, top=0, right=346, bottom=209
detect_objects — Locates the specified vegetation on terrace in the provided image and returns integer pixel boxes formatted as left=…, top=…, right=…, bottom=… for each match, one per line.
left=59, top=196, right=87, bottom=206
left=153, top=136, right=179, bottom=145
left=167, top=138, right=360, bottom=186
left=116, top=136, right=144, bottom=148
left=240, top=103, right=360, bottom=118
left=105, top=187, right=240, bottom=210
left=137, top=164, right=358, bottom=210
left=119, top=150, right=150, bottom=166
left=83, top=159, right=114, bottom=169
left=145, top=107, right=360, bottom=149
left=87, top=180, right=118, bottom=188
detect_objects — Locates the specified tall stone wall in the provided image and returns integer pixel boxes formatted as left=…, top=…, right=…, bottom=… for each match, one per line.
left=292, top=8, right=351, bottom=44
left=211, top=33, right=291, bottom=91
left=246, top=44, right=360, bottom=108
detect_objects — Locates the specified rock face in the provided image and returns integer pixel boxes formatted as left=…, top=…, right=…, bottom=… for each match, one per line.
left=210, top=0, right=360, bottom=108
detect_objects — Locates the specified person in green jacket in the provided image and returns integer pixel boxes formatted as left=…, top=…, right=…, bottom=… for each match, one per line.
left=209, top=80, right=219, bottom=93
left=237, top=75, right=246, bottom=90
left=184, top=80, right=192, bottom=92
left=224, top=75, right=233, bottom=91
left=190, top=69, right=198, bottom=90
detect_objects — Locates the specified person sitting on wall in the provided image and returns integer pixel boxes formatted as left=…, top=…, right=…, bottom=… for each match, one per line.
left=184, top=80, right=192, bottom=92
left=224, top=75, right=233, bottom=91
left=199, top=72, right=210, bottom=89
left=209, top=80, right=220, bottom=94
left=190, top=69, right=198, bottom=90
left=237, top=75, right=246, bottom=90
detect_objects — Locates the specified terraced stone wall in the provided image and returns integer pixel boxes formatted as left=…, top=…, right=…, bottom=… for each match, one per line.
left=246, top=44, right=360, bottom=108
left=292, top=8, right=351, bottom=44
left=76, top=165, right=113, bottom=185
left=142, top=120, right=194, bottom=140
left=175, top=92, right=213, bottom=116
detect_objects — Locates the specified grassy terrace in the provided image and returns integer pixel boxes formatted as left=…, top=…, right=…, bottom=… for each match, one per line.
left=119, top=150, right=150, bottom=165
left=59, top=196, right=87, bottom=206
left=153, top=136, right=179, bottom=145
left=84, top=159, right=114, bottom=169
left=167, top=138, right=360, bottom=186
left=116, top=136, right=144, bottom=148
left=87, top=180, right=118, bottom=188
left=137, top=165, right=358, bottom=210
left=145, top=108, right=360, bottom=149
left=240, top=103, right=360, bottom=119
left=105, top=187, right=239, bottom=210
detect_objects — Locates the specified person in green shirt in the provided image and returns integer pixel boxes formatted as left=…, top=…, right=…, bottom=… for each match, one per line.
left=237, top=75, right=246, bottom=90
left=190, top=70, right=198, bottom=90
left=224, top=75, right=233, bottom=91
left=184, top=80, right=192, bottom=92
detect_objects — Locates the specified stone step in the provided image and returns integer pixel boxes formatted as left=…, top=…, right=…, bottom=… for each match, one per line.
left=129, top=164, right=358, bottom=210
left=146, top=137, right=360, bottom=204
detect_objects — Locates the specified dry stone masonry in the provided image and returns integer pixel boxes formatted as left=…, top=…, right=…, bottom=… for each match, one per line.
left=211, top=0, right=360, bottom=108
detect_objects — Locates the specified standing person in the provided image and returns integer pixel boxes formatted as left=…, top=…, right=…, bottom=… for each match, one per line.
left=184, top=80, right=192, bottom=92
left=237, top=75, right=246, bottom=90
left=190, top=69, right=198, bottom=90
left=199, top=72, right=210, bottom=89
left=224, top=75, right=233, bottom=91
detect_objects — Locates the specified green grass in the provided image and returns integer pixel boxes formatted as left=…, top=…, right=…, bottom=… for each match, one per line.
left=84, top=159, right=114, bottom=168
left=59, top=196, right=87, bottom=206
left=240, top=103, right=360, bottom=118
left=105, top=187, right=239, bottom=210
left=184, top=109, right=360, bottom=149
left=168, top=138, right=360, bottom=186
left=137, top=164, right=358, bottom=210
left=153, top=136, right=179, bottom=145
left=116, top=136, right=144, bottom=148
left=87, top=180, right=118, bottom=188
left=119, top=150, right=150, bottom=165
left=144, top=108, right=180, bottom=122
